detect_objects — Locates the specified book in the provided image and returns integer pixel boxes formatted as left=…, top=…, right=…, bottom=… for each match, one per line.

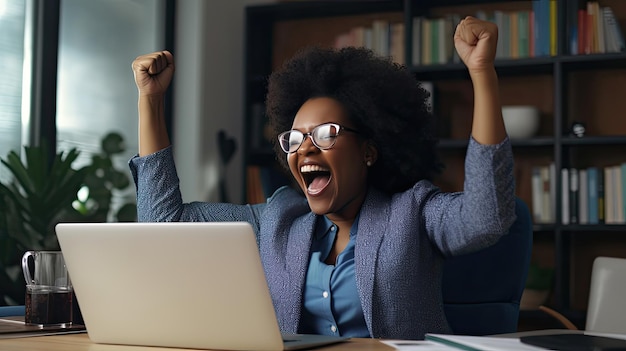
left=372, top=19, right=390, bottom=57
left=588, top=167, right=599, bottom=224
left=425, top=333, right=547, bottom=350
left=614, top=165, right=624, bottom=223
left=529, top=10, right=535, bottom=57
left=390, top=22, right=405, bottom=65
left=448, top=13, right=462, bottom=63
left=421, top=18, right=432, bottom=65
left=363, top=27, right=373, bottom=50
left=533, top=0, right=550, bottom=56
left=566, top=0, right=584, bottom=55
left=531, top=167, right=543, bottom=223
left=579, top=168, right=588, bottom=224
left=431, top=18, right=440, bottom=64
left=604, top=166, right=614, bottom=223
left=569, top=168, right=579, bottom=224
left=596, top=3, right=606, bottom=53
left=426, top=332, right=626, bottom=351
left=518, top=11, right=530, bottom=58
left=535, top=163, right=556, bottom=223
left=598, top=167, right=605, bottom=224
left=587, top=2, right=600, bottom=53
left=561, top=168, right=570, bottom=225
left=501, top=11, right=510, bottom=57
left=494, top=10, right=505, bottom=59
left=602, top=7, right=616, bottom=53
left=549, top=0, right=558, bottom=56
left=411, top=16, right=423, bottom=66
left=603, top=7, right=625, bottom=53
left=579, top=8, right=588, bottom=54
left=510, top=11, right=520, bottom=59
left=439, top=16, right=454, bottom=64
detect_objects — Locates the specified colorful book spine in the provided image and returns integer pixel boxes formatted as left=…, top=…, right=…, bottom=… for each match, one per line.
left=549, top=0, right=558, bottom=56
left=532, top=167, right=543, bottom=223
left=598, top=167, right=605, bottom=224
left=579, top=169, right=588, bottom=225
left=588, top=167, right=599, bottom=224
left=569, top=168, right=579, bottom=224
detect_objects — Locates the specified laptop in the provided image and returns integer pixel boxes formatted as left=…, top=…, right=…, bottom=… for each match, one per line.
left=55, top=222, right=348, bottom=351
left=520, top=333, right=626, bottom=351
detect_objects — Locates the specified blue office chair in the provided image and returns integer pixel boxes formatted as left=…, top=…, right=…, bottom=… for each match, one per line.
left=442, top=197, right=533, bottom=336
left=0, top=305, right=25, bottom=317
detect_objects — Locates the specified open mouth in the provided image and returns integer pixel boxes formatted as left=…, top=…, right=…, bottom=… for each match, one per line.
left=301, top=165, right=331, bottom=195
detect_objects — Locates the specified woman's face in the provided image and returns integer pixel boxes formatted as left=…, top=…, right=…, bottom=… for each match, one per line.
left=287, top=97, right=375, bottom=218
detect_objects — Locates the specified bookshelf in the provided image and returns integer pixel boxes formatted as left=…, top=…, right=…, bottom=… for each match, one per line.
left=244, top=0, right=626, bottom=330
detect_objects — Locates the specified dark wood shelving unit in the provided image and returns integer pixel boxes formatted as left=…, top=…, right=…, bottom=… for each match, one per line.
left=244, top=0, right=626, bottom=331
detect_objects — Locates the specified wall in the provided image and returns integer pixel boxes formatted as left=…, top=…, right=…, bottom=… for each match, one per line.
left=174, top=0, right=273, bottom=204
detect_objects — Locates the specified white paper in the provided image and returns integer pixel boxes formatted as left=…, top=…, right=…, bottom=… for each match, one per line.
left=425, top=334, right=551, bottom=351
left=381, top=339, right=462, bottom=350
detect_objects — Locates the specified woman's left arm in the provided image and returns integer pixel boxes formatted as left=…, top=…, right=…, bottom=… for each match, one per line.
left=424, top=17, right=515, bottom=256
left=454, top=16, right=506, bottom=145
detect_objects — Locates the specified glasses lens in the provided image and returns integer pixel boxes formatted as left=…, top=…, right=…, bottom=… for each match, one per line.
left=312, top=124, right=339, bottom=149
left=279, top=130, right=304, bottom=153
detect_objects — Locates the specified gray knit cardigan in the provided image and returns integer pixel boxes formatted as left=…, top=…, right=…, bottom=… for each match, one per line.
left=129, top=137, right=516, bottom=340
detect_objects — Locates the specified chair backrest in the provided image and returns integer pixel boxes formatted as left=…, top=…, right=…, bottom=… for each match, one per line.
left=0, top=305, right=25, bottom=317
left=586, top=256, right=626, bottom=334
left=442, top=197, right=533, bottom=336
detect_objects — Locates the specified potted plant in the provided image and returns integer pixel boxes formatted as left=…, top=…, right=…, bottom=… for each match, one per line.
left=0, top=132, right=136, bottom=305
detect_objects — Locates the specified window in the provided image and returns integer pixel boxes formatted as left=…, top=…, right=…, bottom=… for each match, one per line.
left=0, top=0, right=26, bottom=183
left=55, top=0, right=167, bottom=217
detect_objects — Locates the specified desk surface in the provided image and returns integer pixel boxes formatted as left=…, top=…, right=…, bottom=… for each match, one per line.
left=0, top=333, right=394, bottom=351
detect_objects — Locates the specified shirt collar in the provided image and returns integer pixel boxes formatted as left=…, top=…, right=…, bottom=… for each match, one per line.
left=315, top=214, right=360, bottom=240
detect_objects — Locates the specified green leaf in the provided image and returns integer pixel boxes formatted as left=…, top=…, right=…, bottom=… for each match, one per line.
left=0, top=132, right=137, bottom=304
left=101, top=132, right=125, bottom=155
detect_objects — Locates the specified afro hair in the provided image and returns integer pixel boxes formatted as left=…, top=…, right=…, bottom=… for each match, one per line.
left=266, top=46, right=443, bottom=195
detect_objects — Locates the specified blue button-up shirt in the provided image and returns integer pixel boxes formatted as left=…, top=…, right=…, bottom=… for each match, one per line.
left=299, top=215, right=369, bottom=337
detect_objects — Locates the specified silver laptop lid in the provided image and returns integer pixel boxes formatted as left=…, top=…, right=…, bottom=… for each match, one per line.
left=56, top=222, right=285, bottom=351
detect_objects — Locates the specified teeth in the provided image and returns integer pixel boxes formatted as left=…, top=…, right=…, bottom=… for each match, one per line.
left=300, top=164, right=328, bottom=173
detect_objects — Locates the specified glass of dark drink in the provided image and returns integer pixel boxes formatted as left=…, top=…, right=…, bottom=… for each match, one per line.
left=22, top=251, right=74, bottom=327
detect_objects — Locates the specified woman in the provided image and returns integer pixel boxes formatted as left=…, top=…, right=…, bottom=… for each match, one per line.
left=129, top=17, right=515, bottom=339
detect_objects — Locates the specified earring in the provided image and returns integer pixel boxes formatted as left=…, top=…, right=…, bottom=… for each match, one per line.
left=366, top=160, right=372, bottom=167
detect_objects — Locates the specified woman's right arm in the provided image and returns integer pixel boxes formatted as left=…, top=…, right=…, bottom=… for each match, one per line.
left=130, top=51, right=265, bottom=225
left=131, top=50, right=174, bottom=156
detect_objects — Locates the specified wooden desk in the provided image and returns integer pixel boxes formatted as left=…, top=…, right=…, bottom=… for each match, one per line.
left=0, top=333, right=394, bottom=350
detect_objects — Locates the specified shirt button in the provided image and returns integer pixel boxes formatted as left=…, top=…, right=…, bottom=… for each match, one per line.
left=330, top=325, right=337, bottom=333
left=322, top=291, right=329, bottom=298
left=330, top=225, right=336, bottom=231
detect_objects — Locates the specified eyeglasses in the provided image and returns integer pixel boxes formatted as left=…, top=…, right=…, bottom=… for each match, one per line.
left=277, top=123, right=360, bottom=154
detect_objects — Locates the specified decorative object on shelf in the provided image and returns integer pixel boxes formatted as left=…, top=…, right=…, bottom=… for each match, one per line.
left=570, top=122, right=586, bottom=138
left=245, top=1, right=626, bottom=326
left=502, top=105, right=540, bottom=140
